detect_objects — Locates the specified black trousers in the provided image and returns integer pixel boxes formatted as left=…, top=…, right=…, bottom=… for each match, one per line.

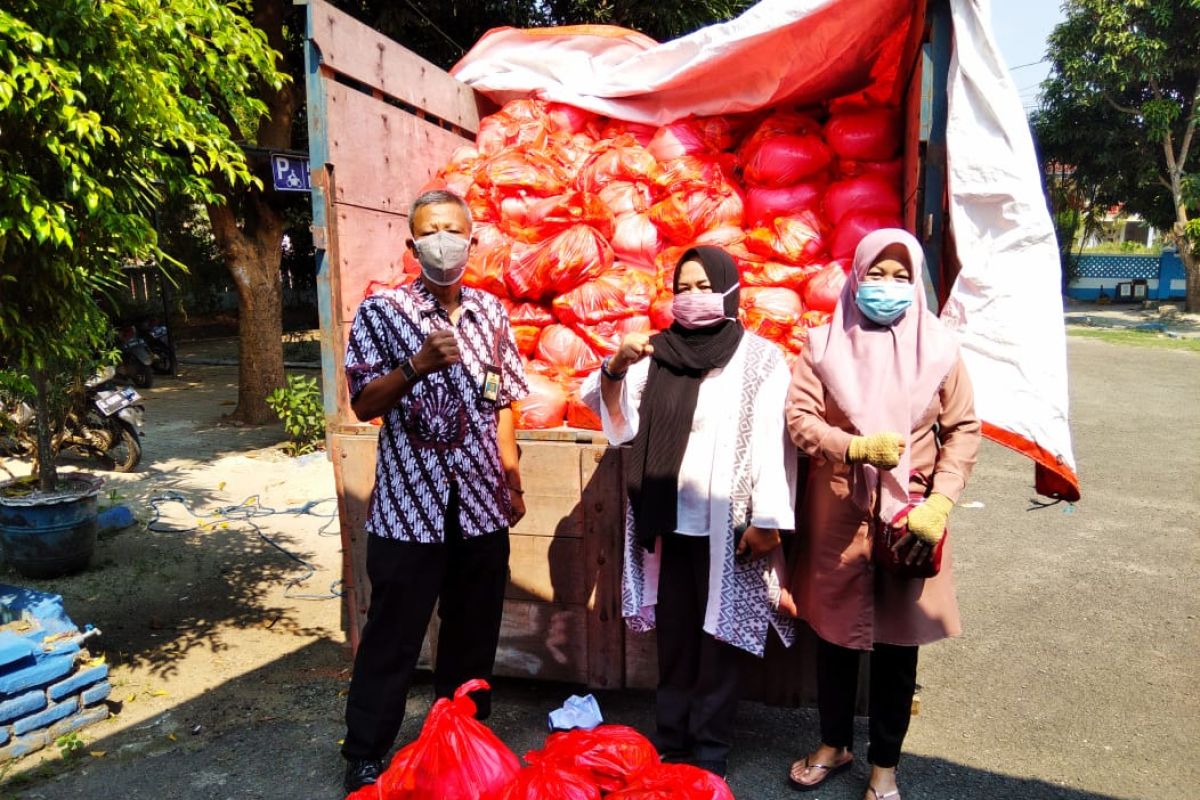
left=342, top=490, right=510, bottom=761
left=654, top=533, right=747, bottom=766
left=816, top=637, right=919, bottom=768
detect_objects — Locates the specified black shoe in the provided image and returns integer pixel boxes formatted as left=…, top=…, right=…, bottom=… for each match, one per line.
left=343, top=758, right=384, bottom=793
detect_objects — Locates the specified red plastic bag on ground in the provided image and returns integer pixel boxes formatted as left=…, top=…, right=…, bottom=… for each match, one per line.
left=744, top=181, right=825, bottom=227
left=742, top=133, right=833, bottom=187
left=744, top=212, right=827, bottom=266
left=829, top=210, right=903, bottom=260
left=553, top=269, right=655, bottom=326
left=605, top=763, right=734, bottom=800
left=498, top=761, right=601, bottom=800
left=823, top=175, right=902, bottom=226
left=514, top=373, right=569, bottom=429
left=525, top=725, right=660, bottom=794
left=803, top=261, right=849, bottom=313
left=611, top=213, right=663, bottom=269
left=536, top=324, right=602, bottom=377
left=824, top=108, right=901, bottom=161
left=373, top=680, right=520, bottom=800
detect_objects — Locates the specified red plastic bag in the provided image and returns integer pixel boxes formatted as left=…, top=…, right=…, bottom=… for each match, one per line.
left=744, top=212, right=827, bottom=266
left=374, top=680, right=520, bottom=800
left=574, top=316, right=652, bottom=357
left=510, top=301, right=555, bottom=328
left=506, top=226, right=614, bottom=301
left=837, top=158, right=903, bottom=184
left=829, top=210, right=903, bottom=260
left=535, top=324, right=602, bottom=377
left=525, top=725, right=661, bottom=794
left=513, top=325, right=542, bottom=357
left=577, top=138, right=661, bottom=192
left=823, top=175, right=902, bottom=226
left=611, top=213, right=663, bottom=269
left=564, top=380, right=602, bottom=431
left=742, top=134, right=833, bottom=187
left=654, top=154, right=738, bottom=195
left=741, top=260, right=821, bottom=292
left=476, top=102, right=550, bottom=157
left=824, top=108, right=901, bottom=161
left=465, top=224, right=512, bottom=298
left=605, top=763, right=734, bottom=800
left=514, top=373, right=569, bottom=429
left=743, top=181, right=825, bottom=227
left=648, top=187, right=744, bottom=245
left=599, top=181, right=657, bottom=216
left=741, top=287, right=804, bottom=344
left=600, top=120, right=658, bottom=146
left=553, top=269, right=655, bottom=326
left=476, top=150, right=571, bottom=197
left=545, top=102, right=599, bottom=135
left=649, top=293, right=675, bottom=330
left=498, top=761, right=601, bottom=800
left=803, top=261, right=849, bottom=313
left=738, top=110, right=823, bottom=160
left=501, top=190, right=614, bottom=243
left=647, top=118, right=716, bottom=161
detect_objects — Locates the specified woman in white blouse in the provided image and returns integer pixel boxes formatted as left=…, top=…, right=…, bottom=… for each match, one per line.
left=582, top=246, right=797, bottom=779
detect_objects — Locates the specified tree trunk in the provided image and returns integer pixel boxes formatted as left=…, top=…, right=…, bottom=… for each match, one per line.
left=1182, top=244, right=1200, bottom=313
left=32, top=368, right=56, bottom=493
left=209, top=198, right=288, bottom=424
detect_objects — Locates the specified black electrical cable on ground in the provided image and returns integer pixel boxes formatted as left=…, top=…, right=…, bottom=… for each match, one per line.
left=147, top=492, right=343, bottom=600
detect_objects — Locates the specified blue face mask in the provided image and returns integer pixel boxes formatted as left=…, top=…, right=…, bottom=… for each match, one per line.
left=855, top=281, right=915, bottom=326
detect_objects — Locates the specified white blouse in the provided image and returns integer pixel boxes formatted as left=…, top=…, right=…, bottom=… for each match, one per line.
left=580, top=335, right=796, bottom=536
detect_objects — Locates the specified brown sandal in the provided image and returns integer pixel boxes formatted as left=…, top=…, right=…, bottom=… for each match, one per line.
left=787, top=752, right=854, bottom=791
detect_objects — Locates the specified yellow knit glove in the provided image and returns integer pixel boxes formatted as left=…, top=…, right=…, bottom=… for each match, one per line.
left=847, top=432, right=904, bottom=468
left=902, top=493, right=953, bottom=545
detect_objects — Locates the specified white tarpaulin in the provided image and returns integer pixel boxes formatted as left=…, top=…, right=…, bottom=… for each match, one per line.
left=452, top=0, right=1079, bottom=499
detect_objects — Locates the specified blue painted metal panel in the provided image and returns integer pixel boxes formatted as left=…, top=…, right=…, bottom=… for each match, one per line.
left=921, top=0, right=952, bottom=304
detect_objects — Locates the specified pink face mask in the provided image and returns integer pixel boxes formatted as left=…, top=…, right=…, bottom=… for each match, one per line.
left=672, top=283, right=738, bottom=330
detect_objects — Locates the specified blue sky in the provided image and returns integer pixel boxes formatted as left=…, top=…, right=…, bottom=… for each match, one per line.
left=988, top=0, right=1066, bottom=113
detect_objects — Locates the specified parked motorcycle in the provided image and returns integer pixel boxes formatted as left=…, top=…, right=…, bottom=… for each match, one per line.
left=136, top=316, right=176, bottom=376
left=0, top=366, right=144, bottom=472
left=116, top=324, right=155, bottom=389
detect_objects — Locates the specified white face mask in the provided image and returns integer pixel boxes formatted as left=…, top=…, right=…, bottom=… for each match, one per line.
left=413, top=231, right=470, bottom=286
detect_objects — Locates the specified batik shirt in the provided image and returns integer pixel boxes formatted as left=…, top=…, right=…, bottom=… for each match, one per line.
left=345, top=281, right=529, bottom=542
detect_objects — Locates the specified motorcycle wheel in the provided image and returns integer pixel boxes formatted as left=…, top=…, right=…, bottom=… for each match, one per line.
left=132, top=363, right=154, bottom=389
left=101, top=422, right=142, bottom=472
left=150, top=344, right=176, bottom=376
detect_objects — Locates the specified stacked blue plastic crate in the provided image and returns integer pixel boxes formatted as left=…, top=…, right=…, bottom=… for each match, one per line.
left=0, top=585, right=111, bottom=760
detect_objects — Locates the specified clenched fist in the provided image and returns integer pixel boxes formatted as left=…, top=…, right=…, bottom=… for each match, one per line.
left=411, top=328, right=460, bottom=375
left=609, top=332, right=654, bottom=375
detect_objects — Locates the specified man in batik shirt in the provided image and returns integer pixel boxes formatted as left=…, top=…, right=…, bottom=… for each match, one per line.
left=340, top=190, right=529, bottom=793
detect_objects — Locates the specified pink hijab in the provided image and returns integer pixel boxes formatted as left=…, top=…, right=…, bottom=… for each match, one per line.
left=806, top=228, right=960, bottom=521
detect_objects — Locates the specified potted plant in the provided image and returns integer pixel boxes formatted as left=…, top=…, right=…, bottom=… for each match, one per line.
left=0, top=1, right=284, bottom=576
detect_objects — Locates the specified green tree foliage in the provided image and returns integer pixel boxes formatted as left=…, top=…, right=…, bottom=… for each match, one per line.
left=0, top=0, right=283, bottom=489
left=1033, top=0, right=1200, bottom=310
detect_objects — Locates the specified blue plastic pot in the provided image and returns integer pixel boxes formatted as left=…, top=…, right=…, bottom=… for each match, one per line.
left=0, top=475, right=102, bottom=579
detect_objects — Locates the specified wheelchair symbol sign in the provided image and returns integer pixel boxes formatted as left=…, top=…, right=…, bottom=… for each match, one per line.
left=271, top=154, right=311, bottom=192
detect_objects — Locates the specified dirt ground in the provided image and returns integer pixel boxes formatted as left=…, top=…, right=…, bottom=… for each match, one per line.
left=1, top=335, right=1197, bottom=800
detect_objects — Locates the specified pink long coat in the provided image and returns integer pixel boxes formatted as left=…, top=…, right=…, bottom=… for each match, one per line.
left=786, top=350, right=981, bottom=651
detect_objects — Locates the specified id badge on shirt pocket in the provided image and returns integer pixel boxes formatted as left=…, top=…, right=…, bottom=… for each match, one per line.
left=481, top=364, right=501, bottom=404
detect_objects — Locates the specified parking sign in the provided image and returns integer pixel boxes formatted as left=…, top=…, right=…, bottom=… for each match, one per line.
left=271, top=154, right=311, bottom=192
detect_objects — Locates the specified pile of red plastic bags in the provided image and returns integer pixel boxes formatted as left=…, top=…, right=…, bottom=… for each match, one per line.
left=345, top=681, right=733, bottom=800
left=376, top=97, right=903, bottom=429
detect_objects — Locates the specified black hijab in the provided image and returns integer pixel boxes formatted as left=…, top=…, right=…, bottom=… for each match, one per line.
left=627, top=246, right=744, bottom=551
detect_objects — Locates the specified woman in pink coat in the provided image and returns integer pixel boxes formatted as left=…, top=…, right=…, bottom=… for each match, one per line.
left=784, top=229, right=980, bottom=800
